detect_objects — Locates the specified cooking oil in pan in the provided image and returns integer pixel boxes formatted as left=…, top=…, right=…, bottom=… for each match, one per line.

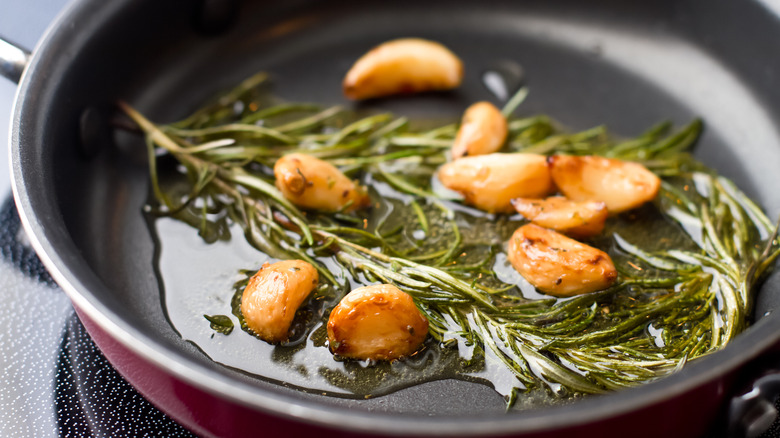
left=148, top=174, right=539, bottom=404
left=149, top=166, right=699, bottom=408
left=152, top=214, right=528, bottom=404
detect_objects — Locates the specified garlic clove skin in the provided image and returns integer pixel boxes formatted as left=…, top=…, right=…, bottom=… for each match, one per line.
left=548, top=155, right=661, bottom=214
left=511, top=196, right=608, bottom=238
left=327, top=284, right=428, bottom=361
left=437, top=153, right=553, bottom=213
left=274, top=153, right=369, bottom=213
left=241, top=260, right=319, bottom=343
left=451, top=101, right=508, bottom=159
left=507, top=224, right=617, bottom=297
left=343, top=38, right=463, bottom=100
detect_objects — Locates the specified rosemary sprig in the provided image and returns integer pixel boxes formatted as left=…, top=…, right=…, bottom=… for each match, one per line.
left=120, top=72, right=779, bottom=405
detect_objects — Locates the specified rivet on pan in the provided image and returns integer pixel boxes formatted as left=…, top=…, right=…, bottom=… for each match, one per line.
left=194, top=0, right=239, bottom=35
left=79, top=106, right=113, bottom=160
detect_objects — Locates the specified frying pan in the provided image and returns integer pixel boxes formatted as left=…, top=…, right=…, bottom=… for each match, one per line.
left=4, top=0, right=780, bottom=436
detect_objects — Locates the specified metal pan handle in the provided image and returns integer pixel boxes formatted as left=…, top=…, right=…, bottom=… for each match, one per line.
left=0, top=37, right=30, bottom=84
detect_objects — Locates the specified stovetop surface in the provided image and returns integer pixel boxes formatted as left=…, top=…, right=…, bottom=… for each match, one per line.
left=0, top=197, right=194, bottom=437
left=2, top=1, right=780, bottom=437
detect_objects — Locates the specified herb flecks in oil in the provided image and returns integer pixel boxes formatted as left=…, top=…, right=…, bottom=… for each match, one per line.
left=204, top=314, right=234, bottom=335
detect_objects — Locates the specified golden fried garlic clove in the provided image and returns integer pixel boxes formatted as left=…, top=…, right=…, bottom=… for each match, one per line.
left=511, top=196, right=608, bottom=238
left=327, top=284, right=428, bottom=361
left=274, top=153, right=369, bottom=213
left=451, top=101, right=508, bottom=159
left=548, top=155, right=661, bottom=213
left=507, top=224, right=617, bottom=297
left=342, top=38, right=464, bottom=100
left=437, top=153, right=553, bottom=213
left=241, top=260, right=319, bottom=343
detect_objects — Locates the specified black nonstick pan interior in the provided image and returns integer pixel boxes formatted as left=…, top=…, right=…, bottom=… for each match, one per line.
left=13, top=0, right=780, bottom=433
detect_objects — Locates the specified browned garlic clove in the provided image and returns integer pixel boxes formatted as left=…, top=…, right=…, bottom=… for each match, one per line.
left=274, top=153, right=369, bottom=213
left=548, top=155, right=661, bottom=213
left=343, top=38, right=463, bottom=100
left=327, top=284, right=428, bottom=361
left=437, top=153, right=553, bottom=213
left=241, top=260, right=319, bottom=342
left=507, top=224, right=617, bottom=297
left=451, top=101, right=508, bottom=159
left=511, top=196, right=608, bottom=238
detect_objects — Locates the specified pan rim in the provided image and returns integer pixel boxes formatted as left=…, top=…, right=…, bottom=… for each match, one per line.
left=9, top=0, right=780, bottom=435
